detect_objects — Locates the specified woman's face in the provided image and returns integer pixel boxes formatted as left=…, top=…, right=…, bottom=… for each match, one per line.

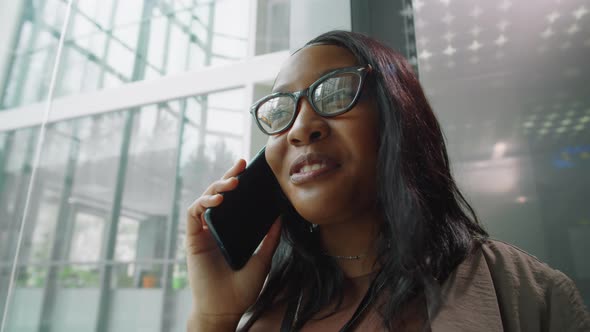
left=265, top=44, right=380, bottom=225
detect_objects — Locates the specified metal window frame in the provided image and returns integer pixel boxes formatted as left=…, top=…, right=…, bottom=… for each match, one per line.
left=0, top=50, right=287, bottom=132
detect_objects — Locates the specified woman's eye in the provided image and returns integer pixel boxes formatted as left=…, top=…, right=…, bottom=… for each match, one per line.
left=320, top=89, right=355, bottom=108
left=270, top=109, right=292, bottom=128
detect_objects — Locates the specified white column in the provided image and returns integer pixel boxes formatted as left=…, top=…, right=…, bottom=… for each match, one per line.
left=289, top=0, right=352, bottom=52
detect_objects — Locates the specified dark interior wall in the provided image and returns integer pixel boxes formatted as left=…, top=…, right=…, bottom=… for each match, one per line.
left=350, top=0, right=417, bottom=62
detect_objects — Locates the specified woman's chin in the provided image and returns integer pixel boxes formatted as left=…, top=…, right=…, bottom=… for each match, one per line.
left=285, top=183, right=371, bottom=223
left=291, top=201, right=342, bottom=225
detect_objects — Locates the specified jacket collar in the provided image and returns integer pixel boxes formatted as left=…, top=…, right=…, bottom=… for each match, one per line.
left=429, top=247, right=504, bottom=331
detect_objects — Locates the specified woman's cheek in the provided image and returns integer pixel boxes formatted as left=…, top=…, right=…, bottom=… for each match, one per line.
left=264, top=137, right=285, bottom=183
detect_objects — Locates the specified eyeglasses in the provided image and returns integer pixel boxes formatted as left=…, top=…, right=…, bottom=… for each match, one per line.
left=250, top=65, right=372, bottom=135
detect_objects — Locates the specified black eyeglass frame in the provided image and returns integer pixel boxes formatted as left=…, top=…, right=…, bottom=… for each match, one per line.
left=249, top=65, right=372, bottom=135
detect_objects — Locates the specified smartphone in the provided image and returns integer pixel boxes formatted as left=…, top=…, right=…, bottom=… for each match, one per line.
left=204, top=147, right=287, bottom=270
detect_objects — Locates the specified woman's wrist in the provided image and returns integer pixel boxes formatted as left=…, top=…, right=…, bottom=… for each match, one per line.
left=187, top=311, right=241, bottom=332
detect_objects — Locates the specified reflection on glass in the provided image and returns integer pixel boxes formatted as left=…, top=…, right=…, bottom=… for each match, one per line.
left=69, top=212, right=105, bottom=262
left=1, top=87, right=246, bottom=329
left=171, top=263, right=188, bottom=290
left=114, top=216, right=139, bottom=262
left=1, top=0, right=255, bottom=110
left=57, top=264, right=100, bottom=288
left=0, top=0, right=282, bottom=329
left=255, top=0, right=290, bottom=55
left=0, top=1, right=62, bottom=109
left=16, top=265, right=48, bottom=288
left=111, top=262, right=163, bottom=289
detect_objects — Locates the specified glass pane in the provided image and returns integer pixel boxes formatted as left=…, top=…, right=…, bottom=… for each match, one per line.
left=0, top=111, right=126, bottom=328
left=1, top=86, right=248, bottom=329
left=5, top=263, right=100, bottom=331
left=1, top=1, right=62, bottom=110
left=414, top=0, right=590, bottom=305
left=0, top=126, right=39, bottom=321
left=0, top=0, right=258, bottom=111
left=107, top=263, right=163, bottom=332
left=69, top=212, right=105, bottom=262
left=3, top=40, right=57, bottom=109
left=255, top=0, right=291, bottom=55
left=0, top=0, right=283, bottom=330
left=4, top=265, right=48, bottom=331
left=114, top=216, right=140, bottom=261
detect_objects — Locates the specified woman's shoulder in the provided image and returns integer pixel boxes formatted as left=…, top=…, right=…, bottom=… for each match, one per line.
left=479, top=238, right=576, bottom=303
left=477, top=239, right=590, bottom=331
left=480, top=239, right=561, bottom=281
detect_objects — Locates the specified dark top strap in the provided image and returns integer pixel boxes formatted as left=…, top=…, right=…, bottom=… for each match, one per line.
left=280, top=280, right=379, bottom=332
left=280, top=296, right=298, bottom=332
left=337, top=282, right=375, bottom=332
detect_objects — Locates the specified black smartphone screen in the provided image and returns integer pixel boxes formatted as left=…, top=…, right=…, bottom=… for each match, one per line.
left=204, top=147, right=286, bottom=270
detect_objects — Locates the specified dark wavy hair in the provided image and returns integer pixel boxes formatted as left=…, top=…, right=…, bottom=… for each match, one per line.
left=240, top=30, right=487, bottom=331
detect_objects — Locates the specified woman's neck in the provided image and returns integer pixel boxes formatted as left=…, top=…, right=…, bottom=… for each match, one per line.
left=318, top=214, right=382, bottom=278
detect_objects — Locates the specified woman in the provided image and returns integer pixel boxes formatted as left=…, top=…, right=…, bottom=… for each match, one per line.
left=186, top=31, right=589, bottom=331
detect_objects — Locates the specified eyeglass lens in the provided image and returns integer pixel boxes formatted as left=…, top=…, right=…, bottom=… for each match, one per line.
left=256, top=72, right=362, bottom=134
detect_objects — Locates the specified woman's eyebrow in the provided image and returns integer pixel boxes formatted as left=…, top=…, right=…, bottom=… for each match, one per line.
left=271, top=83, right=289, bottom=93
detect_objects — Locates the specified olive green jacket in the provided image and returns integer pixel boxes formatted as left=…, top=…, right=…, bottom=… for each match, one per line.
left=431, top=240, right=590, bottom=331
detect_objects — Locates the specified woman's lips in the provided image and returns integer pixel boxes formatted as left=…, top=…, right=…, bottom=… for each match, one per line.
left=290, top=163, right=340, bottom=184
left=289, top=153, right=340, bottom=184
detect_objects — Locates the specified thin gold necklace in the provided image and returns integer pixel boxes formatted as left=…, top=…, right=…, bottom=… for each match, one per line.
left=322, top=240, right=390, bottom=260
left=323, top=252, right=367, bottom=260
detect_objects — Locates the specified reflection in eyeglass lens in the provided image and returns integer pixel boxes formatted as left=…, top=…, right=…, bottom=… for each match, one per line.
left=258, top=96, right=294, bottom=132
left=314, top=74, right=360, bottom=113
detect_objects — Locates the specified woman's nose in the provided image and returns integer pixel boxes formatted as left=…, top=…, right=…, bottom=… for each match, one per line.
left=287, top=98, right=330, bottom=146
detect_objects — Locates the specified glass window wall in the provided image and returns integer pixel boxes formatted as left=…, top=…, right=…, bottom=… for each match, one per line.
left=0, top=0, right=290, bottom=330
left=0, top=0, right=278, bottom=111
left=2, top=89, right=246, bottom=331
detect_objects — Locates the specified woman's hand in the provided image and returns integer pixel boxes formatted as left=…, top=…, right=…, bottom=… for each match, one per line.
left=186, top=159, right=282, bottom=331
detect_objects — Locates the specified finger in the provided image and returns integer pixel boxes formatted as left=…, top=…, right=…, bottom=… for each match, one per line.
left=201, top=176, right=239, bottom=198
left=222, top=159, right=246, bottom=180
left=248, top=217, right=282, bottom=271
left=186, top=194, right=223, bottom=236
left=209, top=177, right=239, bottom=195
